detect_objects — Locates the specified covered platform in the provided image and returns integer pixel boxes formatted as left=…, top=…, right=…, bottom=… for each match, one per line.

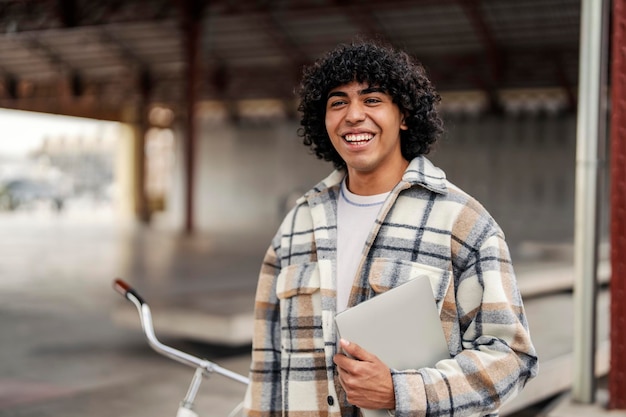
left=2, top=0, right=626, bottom=414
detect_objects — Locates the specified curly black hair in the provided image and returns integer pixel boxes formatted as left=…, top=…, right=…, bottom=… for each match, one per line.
left=297, top=40, right=444, bottom=169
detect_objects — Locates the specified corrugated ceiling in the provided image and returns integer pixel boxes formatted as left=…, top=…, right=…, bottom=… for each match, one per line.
left=0, top=0, right=582, bottom=119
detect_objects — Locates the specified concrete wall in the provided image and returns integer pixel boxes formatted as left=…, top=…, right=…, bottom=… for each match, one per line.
left=430, top=113, right=580, bottom=252
left=159, top=110, right=609, bottom=258
left=161, top=118, right=329, bottom=241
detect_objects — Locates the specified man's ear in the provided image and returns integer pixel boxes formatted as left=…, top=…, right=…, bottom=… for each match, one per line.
left=400, top=116, right=408, bottom=130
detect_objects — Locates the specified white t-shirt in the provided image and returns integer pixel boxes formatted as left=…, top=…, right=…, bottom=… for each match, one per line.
left=336, top=179, right=389, bottom=313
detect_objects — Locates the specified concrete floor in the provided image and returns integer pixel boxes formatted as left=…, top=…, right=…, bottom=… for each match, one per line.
left=0, top=206, right=255, bottom=417
left=0, top=204, right=619, bottom=417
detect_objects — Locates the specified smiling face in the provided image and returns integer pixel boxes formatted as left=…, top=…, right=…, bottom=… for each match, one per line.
left=325, top=81, right=409, bottom=194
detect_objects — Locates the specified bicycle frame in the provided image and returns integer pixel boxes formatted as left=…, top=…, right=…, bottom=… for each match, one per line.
left=113, top=278, right=250, bottom=417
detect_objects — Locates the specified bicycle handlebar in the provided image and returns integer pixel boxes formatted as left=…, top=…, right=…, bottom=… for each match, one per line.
left=112, top=278, right=250, bottom=386
left=113, top=278, right=146, bottom=304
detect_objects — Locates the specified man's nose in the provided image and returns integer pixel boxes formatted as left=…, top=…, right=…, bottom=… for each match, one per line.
left=345, top=102, right=365, bottom=123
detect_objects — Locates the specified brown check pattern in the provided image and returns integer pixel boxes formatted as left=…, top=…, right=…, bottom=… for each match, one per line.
left=243, top=156, right=538, bottom=417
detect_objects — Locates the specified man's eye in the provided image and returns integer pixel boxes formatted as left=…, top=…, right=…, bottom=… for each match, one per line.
left=365, top=97, right=381, bottom=104
left=329, top=100, right=346, bottom=107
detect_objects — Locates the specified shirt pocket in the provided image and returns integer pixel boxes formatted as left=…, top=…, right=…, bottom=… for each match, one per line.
left=276, top=262, right=320, bottom=299
left=275, top=262, right=326, bottom=357
left=367, top=258, right=452, bottom=312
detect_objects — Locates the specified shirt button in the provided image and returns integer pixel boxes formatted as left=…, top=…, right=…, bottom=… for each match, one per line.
left=327, top=395, right=334, bottom=406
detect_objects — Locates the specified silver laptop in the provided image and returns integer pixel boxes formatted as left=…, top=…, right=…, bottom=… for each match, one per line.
left=334, top=274, right=450, bottom=417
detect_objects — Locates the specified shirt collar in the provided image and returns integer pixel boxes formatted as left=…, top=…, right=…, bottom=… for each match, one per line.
left=402, top=156, right=448, bottom=195
left=305, top=155, right=448, bottom=202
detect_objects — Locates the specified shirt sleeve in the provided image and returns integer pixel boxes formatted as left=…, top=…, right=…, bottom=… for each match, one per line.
left=243, top=240, right=284, bottom=417
left=390, top=232, right=538, bottom=417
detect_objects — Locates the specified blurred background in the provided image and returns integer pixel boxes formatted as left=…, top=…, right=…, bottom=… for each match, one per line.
left=0, top=0, right=619, bottom=416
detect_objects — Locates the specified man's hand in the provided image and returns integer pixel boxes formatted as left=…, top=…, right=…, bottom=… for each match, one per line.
left=333, top=339, right=396, bottom=410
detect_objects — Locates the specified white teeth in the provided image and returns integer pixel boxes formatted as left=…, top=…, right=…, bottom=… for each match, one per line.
left=344, top=133, right=374, bottom=142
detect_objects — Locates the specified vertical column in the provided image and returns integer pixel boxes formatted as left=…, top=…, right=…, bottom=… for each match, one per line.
left=572, top=0, right=608, bottom=403
left=134, top=113, right=149, bottom=222
left=120, top=95, right=150, bottom=224
left=610, top=0, right=626, bottom=409
left=180, top=0, right=204, bottom=234
left=136, top=69, right=153, bottom=223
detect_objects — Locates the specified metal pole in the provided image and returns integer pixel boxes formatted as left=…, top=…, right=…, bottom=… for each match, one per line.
left=184, top=19, right=198, bottom=234
left=180, top=0, right=204, bottom=234
left=572, top=0, right=606, bottom=403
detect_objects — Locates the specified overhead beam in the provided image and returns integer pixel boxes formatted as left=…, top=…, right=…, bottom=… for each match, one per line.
left=22, top=35, right=71, bottom=75
left=235, top=8, right=309, bottom=104
left=552, top=51, right=577, bottom=112
left=57, top=0, right=79, bottom=28
left=0, top=65, right=18, bottom=99
left=331, top=0, right=391, bottom=42
left=211, top=0, right=452, bottom=16
left=0, top=42, right=581, bottom=107
left=0, top=0, right=461, bottom=33
left=4, top=75, right=18, bottom=100
left=458, top=0, right=502, bottom=81
left=259, top=10, right=309, bottom=65
left=0, top=0, right=177, bottom=32
left=457, top=0, right=504, bottom=112
left=19, top=34, right=88, bottom=100
left=98, top=28, right=158, bottom=104
left=69, top=70, right=83, bottom=97
left=98, top=28, right=148, bottom=72
left=0, top=96, right=124, bottom=121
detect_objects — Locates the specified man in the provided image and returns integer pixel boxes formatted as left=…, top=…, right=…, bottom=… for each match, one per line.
left=243, top=40, right=537, bottom=417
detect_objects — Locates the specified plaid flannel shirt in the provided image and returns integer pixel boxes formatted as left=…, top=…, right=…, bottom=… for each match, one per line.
left=243, top=156, right=538, bottom=417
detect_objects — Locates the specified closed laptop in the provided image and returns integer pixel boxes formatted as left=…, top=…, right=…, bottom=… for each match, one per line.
left=334, top=274, right=450, bottom=417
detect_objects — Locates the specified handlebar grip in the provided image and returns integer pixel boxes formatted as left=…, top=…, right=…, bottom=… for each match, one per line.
left=113, top=278, right=146, bottom=304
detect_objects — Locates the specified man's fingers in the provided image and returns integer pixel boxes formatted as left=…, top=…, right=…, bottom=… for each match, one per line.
left=334, top=341, right=396, bottom=410
left=340, top=338, right=374, bottom=362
